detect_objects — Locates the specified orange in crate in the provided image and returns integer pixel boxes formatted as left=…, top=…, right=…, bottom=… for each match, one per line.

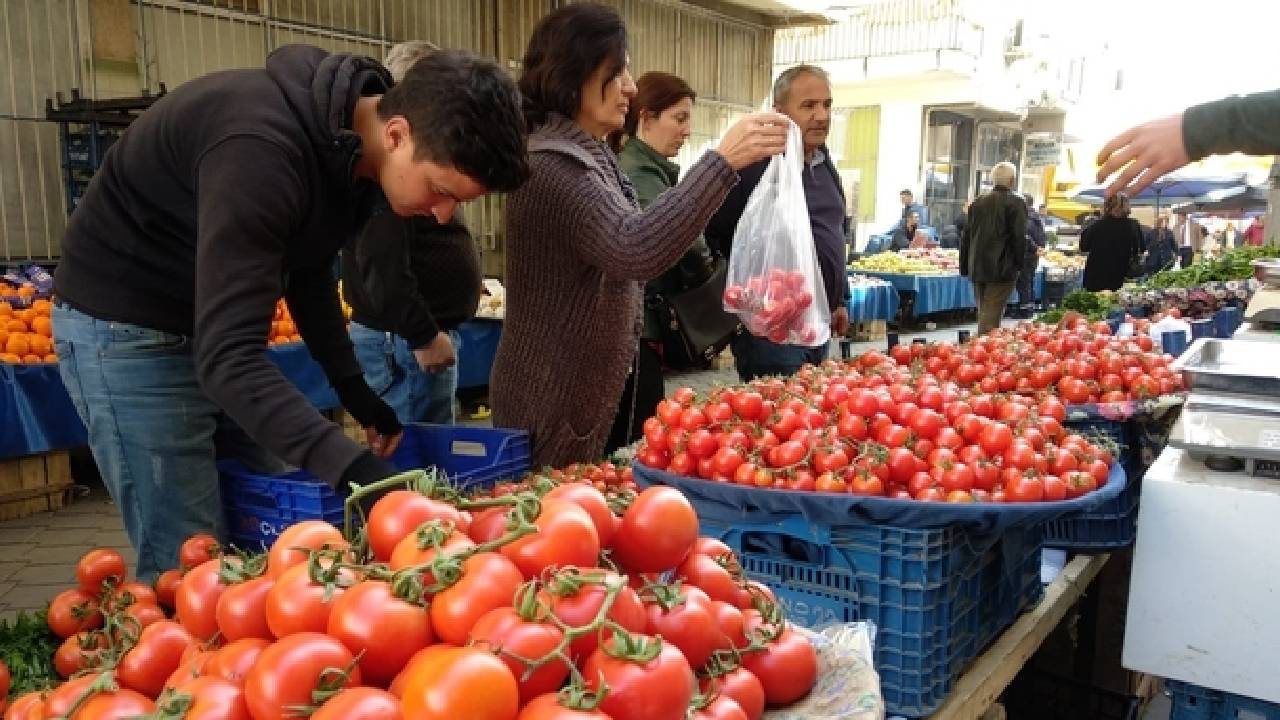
left=5, top=334, right=30, bottom=357
left=31, top=316, right=52, bottom=337
left=6, top=319, right=25, bottom=333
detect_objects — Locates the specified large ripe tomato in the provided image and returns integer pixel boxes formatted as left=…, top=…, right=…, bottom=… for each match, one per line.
left=399, top=646, right=519, bottom=720
left=108, top=580, right=159, bottom=610
left=710, top=601, right=747, bottom=649
left=243, top=633, right=362, bottom=720
left=154, top=569, right=183, bottom=609
left=501, top=499, right=601, bottom=579
left=166, top=676, right=251, bottom=720
left=179, top=533, right=222, bottom=571
left=69, top=688, right=155, bottom=718
left=516, top=693, right=612, bottom=719
left=4, top=692, right=43, bottom=720
left=367, top=490, right=472, bottom=562
left=216, top=576, right=274, bottom=642
left=266, top=521, right=346, bottom=580
left=470, top=606, right=569, bottom=704
left=117, top=619, right=196, bottom=698
left=164, top=648, right=213, bottom=692
left=542, top=570, right=647, bottom=661
left=203, top=637, right=270, bottom=685
left=430, top=552, right=525, bottom=646
left=389, top=646, right=457, bottom=699
left=1005, top=473, right=1045, bottom=503
left=311, top=687, right=402, bottom=720
left=43, top=673, right=106, bottom=717
left=468, top=506, right=513, bottom=544
left=76, top=548, right=126, bottom=595
left=47, top=588, right=102, bottom=639
left=644, top=585, right=721, bottom=670
left=265, top=556, right=355, bottom=639
left=545, top=484, right=618, bottom=547
left=176, top=559, right=230, bottom=641
left=389, top=524, right=476, bottom=572
left=703, top=668, right=766, bottom=720
left=327, top=580, right=433, bottom=688
left=583, top=635, right=696, bottom=720
left=54, top=631, right=105, bottom=678
left=676, top=552, right=746, bottom=607
left=692, top=696, right=749, bottom=720
left=611, top=487, right=698, bottom=574
left=740, top=618, right=817, bottom=706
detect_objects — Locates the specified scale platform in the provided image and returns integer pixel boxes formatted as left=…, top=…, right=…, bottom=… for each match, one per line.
left=1245, top=259, right=1280, bottom=324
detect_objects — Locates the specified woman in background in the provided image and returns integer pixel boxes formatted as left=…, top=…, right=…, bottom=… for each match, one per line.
left=1080, top=193, right=1143, bottom=291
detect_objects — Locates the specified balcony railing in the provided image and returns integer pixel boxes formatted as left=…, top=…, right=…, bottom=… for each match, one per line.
left=774, top=0, right=985, bottom=66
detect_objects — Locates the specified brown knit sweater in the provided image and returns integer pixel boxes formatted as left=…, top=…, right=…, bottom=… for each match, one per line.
left=491, top=114, right=738, bottom=467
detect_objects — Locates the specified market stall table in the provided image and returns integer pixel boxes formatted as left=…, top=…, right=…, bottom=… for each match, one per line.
left=845, top=279, right=900, bottom=322
left=0, top=342, right=341, bottom=458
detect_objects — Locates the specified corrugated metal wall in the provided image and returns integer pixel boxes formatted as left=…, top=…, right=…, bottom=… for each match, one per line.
left=1, top=0, right=773, bottom=269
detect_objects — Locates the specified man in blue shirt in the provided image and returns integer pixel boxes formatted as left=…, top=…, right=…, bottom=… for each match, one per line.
left=895, top=189, right=928, bottom=230
left=706, top=65, right=851, bottom=381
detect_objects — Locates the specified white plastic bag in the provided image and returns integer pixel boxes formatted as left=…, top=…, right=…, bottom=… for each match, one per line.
left=722, top=121, right=831, bottom=347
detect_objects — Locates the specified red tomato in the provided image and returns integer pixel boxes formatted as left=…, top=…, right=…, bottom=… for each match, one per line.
left=644, top=585, right=721, bottom=670
left=75, top=548, right=126, bottom=594
left=611, top=487, right=699, bottom=574
left=677, top=553, right=745, bottom=607
left=1043, top=475, right=1067, bottom=502
left=366, top=490, right=472, bottom=562
left=978, top=423, right=1013, bottom=456
left=154, top=569, right=183, bottom=610
left=216, top=576, right=274, bottom=642
left=55, top=631, right=105, bottom=678
left=162, top=676, right=251, bottom=720
left=265, top=557, right=356, bottom=639
left=176, top=559, right=229, bottom=641
left=204, top=637, right=270, bottom=685
left=43, top=673, right=103, bottom=718
left=163, top=649, right=213, bottom=692
left=710, top=601, right=748, bottom=649
left=703, top=667, right=766, bottom=720
left=399, top=646, right=518, bottom=720
left=311, top=687, right=402, bottom=720
left=1006, top=473, right=1045, bottom=503
left=243, top=633, right=362, bottom=720
left=328, top=580, right=433, bottom=688
left=69, top=688, right=155, bottom=718
left=117, top=620, right=196, bottom=698
left=47, top=588, right=102, bottom=639
left=543, top=570, right=647, bottom=661
left=179, top=533, right=222, bottom=571
left=692, top=695, right=749, bottom=720
left=501, top=499, right=601, bottom=579
left=266, top=521, right=346, bottom=580
left=470, top=607, right=569, bottom=704
left=516, top=693, right=613, bottom=719
left=430, top=552, right=525, bottom=646
left=583, top=635, right=696, bottom=720
left=4, top=692, right=43, bottom=720
left=545, top=484, right=618, bottom=547
left=389, top=524, right=475, bottom=572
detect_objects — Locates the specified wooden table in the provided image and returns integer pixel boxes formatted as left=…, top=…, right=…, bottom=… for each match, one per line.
left=929, top=553, right=1112, bottom=719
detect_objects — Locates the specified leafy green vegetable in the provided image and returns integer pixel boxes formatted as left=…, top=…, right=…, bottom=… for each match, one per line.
left=0, top=610, right=60, bottom=699
left=1143, top=245, right=1275, bottom=289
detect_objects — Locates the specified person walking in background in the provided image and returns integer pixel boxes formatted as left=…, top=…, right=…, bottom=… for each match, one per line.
left=1244, top=215, right=1266, bottom=246
left=960, top=162, right=1026, bottom=336
left=342, top=41, right=483, bottom=426
left=490, top=3, right=787, bottom=468
left=1143, top=216, right=1179, bottom=275
left=614, top=71, right=718, bottom=372
left=705, top=64, right=852, bottom=381
left=1014, top=193, right=1046, bottom=318
left=1080, top=193, right=1143, bottom=292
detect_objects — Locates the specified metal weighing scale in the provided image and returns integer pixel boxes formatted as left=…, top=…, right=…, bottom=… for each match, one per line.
left=1243, top=258, right=1280, bottom=326
left=1168, top=336, right=1280, bottom=478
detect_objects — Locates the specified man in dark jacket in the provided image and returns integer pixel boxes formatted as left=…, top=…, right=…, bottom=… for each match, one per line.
left=705, top=65, right=851, bottom=381
left=343, top=42, right=482, bottom=426
left=51, top=45, right=528, bottom=578
left=960, top=162, right=1026, bottom=335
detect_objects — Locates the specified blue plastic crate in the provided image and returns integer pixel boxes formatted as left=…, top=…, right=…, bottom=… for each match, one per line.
left=1167, top=680, right=1280, bottom=720
left=700, top=515, right=1043, bottom=718
left=1045, top=416, right=1142, bottom=550
left=221, top=424, right=529, bottom=549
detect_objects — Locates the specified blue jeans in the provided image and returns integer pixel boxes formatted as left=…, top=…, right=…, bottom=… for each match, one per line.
left=732, top=331, right=829, bottom=383
left=350, top=323, right=459, bottom=425
left=52, top=304, right=284, bottom=580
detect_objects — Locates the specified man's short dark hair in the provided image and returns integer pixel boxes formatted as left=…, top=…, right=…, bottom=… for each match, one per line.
left=378, top=50, right=528, bottom=193
left=519, top=3, right=628, bottom=129
left=900, top=189, right=913, bottom=197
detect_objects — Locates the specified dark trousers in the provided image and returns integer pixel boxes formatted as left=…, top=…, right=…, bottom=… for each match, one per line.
left=1015, top=267, right=1036, bottom=309
left=732, top=330, right=829, bottom=383
left=1178, top=247, right=1194, bottom=268
left=605, top=341, right=665, bottom=455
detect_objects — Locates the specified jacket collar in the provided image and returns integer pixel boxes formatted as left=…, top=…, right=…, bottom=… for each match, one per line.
left=621, top=137, right=679, bottom=184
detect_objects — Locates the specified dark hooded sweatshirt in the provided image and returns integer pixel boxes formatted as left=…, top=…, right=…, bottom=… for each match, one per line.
left=54, top=45, right=395, bottom=489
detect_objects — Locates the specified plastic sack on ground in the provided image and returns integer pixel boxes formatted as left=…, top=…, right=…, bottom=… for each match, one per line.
left=722, top=121, right=830, bottom=347
left=764, top=623, right=883, bottom=720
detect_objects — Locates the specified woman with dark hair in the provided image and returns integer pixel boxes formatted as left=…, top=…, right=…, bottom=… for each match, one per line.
left=615, top=71, right=715, bottom=373
left=1080, top=193, right=1143, bottom=291
left=491, top=3, right=788, bottom=467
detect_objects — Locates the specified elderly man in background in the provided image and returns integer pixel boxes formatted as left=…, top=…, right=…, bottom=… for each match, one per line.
left=960, top=162, right=1026, bottom=335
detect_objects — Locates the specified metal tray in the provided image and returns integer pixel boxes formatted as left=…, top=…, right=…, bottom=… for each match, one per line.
left=1170, top=338, right=1280, bottom=397
left=1168, top=411, right=1280, bottom=464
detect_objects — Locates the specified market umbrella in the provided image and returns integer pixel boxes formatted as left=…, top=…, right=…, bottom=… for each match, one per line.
left=1171, top=184, right=1270, bottom=215
left=1070, top=172, right=1248, bottom=214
